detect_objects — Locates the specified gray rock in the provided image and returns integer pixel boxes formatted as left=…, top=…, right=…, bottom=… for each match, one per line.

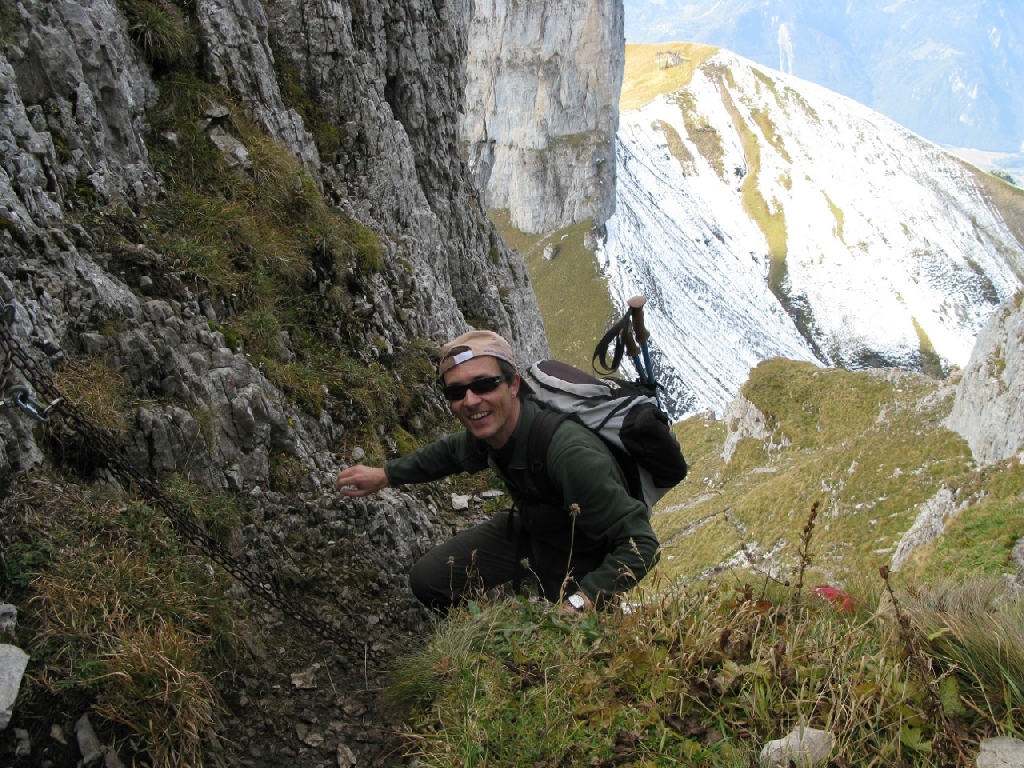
left=337, top=741, right=357, bottom=766
left=0, top=644, right=29, bottom=730
left=976, top=736, right=1024, bottom=768
left=461, top=0, right=623, bottom=233
left=946, top=292, right=1024, bottom=465
left=890, top=487, right=966, bottom=572
left=1013, top=537, right=1024, bottom=587
left=14, top=727, right=30, bottom=757
left=105, top=745, right=127, bottom=768
left=207, top=126, right=253, bottom=170
left=760, top=726, right=834, bottom=767
left=0, top=604, right=16, bottom=638
left=291, top=666, right=318, bottom=689
left=76, top=713, right=103, bottom=766
left=721, top=395, right=790, bottom=463
left=50, top=723, right=67, bottom=745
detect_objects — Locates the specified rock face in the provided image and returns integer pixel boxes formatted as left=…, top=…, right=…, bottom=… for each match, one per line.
left=0, top=0, right=549, bottom=483
left=460, top=0, right=624, bottom=233
left=890, top=488, right=966, bottom=572
left=945, top=292, right=1024, bottom=465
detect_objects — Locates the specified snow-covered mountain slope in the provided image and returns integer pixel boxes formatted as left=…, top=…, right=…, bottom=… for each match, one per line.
left=598, top=47, right=1024, bottom=418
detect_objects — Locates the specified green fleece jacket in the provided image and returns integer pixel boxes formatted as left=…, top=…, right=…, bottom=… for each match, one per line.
left=385, top=398, right=660, bottom=605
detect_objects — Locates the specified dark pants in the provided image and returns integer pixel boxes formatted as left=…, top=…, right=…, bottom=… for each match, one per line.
left=410, top=509, right=572, bottom=611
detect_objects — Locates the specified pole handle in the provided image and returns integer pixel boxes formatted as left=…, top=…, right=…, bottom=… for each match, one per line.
left=628, top=296, right=649, bottom=343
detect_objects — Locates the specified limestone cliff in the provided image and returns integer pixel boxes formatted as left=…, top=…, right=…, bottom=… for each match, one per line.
left=945, top=291, right=1024, bottom=465
left=0, top=0, right=547, bottom=487
left=460, top=0, right=624, bottom=233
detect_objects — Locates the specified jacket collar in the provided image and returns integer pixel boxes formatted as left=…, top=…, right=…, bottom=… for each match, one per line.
left=488, top=397, right=539, bottom=471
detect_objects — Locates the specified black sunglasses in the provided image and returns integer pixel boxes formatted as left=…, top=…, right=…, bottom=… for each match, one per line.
left=442, top=375, right=509, bottom=402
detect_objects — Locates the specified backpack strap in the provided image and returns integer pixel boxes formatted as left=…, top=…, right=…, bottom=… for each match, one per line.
left=527, top=403, right=650, bottom=509
left=592, top=313, right=632, bottom=375
left=526, top=406, right=571, bottom=504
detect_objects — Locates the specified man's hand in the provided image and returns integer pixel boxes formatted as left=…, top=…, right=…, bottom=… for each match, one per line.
left=561, top=591, right=594, bottom=615
left=335, top=465, right=389, bottom=496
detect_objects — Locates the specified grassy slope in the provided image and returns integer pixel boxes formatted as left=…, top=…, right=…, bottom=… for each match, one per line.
left=489, top=211, right=616, bottom=372
left=621, top=43, right=719, bottom=112
left=393, top=360, right=1024, bottom=767
left=656, top=359, right=1024, bottom=586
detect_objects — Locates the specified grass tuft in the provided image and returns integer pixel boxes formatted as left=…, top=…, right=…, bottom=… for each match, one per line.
left=119, top=0, right=197, bottom=71
left=2, top=472, right=239, bottom=767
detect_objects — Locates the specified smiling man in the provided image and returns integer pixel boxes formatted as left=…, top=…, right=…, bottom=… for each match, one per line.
left=334, top=330, right=660, bottom=614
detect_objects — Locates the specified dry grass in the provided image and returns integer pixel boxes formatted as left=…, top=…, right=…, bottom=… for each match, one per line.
left=2, top=472, right=238, bottom=767
left=391, top=560, right=1022, bottom=766
left=50, top=356, right=133, bottom=438
left=621, top=43, right=719, bottom=112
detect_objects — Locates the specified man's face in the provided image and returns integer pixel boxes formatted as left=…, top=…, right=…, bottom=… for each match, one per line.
left=442, top=355, right=521, bottom=448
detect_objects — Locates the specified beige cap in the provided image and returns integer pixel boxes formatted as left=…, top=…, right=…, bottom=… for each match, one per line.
left=438, top=330, right=517, bottom=375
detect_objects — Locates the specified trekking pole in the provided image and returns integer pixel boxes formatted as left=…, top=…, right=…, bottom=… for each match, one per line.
left=620, top=316, right=648, bottom=386
left=628, top=296, right=661, bottom=407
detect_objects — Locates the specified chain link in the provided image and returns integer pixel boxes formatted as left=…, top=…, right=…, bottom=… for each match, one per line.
left=0, top=297, right=351, bottom=645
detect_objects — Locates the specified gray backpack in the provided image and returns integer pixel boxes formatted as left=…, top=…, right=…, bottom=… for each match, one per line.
left=523, top=360, right=688, bottom=511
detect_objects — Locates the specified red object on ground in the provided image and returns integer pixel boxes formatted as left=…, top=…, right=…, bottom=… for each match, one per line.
left=811, top=584, right=854, bottom=613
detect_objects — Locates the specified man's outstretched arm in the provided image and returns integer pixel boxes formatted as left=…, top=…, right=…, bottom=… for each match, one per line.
left=334, top=465, right=390, bottom=496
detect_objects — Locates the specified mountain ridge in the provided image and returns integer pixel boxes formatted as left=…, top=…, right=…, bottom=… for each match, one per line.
left=599, top=43, right=1024, bottom=418
left=623, top=0, right=1024, bottom=158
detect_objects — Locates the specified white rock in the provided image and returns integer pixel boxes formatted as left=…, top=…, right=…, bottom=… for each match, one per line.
left=760, top=726, right=834, bottom=767
left=890, top=487, right=966, bottom=572
left=451, top=494, right=471, bottom=511
left=14, top=727, right=30, bottom=757
left=76, top=713, right=103, bottom=766
left=976, top=736, right=1024, bottom=768
left=0, top=644, right=30, bottom=731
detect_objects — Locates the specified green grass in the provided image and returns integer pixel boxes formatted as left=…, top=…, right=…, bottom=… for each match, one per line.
left=391, top=574, right=1023, bottom=766
left=489, top=211, right=617, bottom=372
left=653, top=359, right=1022, bottom=588
left=118, top=0, right=196, bottom=72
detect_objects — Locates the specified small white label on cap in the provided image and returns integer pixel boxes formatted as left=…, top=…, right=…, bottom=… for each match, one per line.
left=452, top=350, right=475, bottom=365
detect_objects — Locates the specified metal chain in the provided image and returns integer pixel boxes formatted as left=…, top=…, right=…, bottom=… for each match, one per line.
left=0, top=296, right=350, bottom=645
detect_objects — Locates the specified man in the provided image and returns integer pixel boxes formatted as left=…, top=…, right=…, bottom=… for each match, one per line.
left=334, top=330, right=660, bottom=613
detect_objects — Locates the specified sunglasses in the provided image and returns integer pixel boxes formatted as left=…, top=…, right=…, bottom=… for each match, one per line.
left=442, top=375, right=509, bottom=402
